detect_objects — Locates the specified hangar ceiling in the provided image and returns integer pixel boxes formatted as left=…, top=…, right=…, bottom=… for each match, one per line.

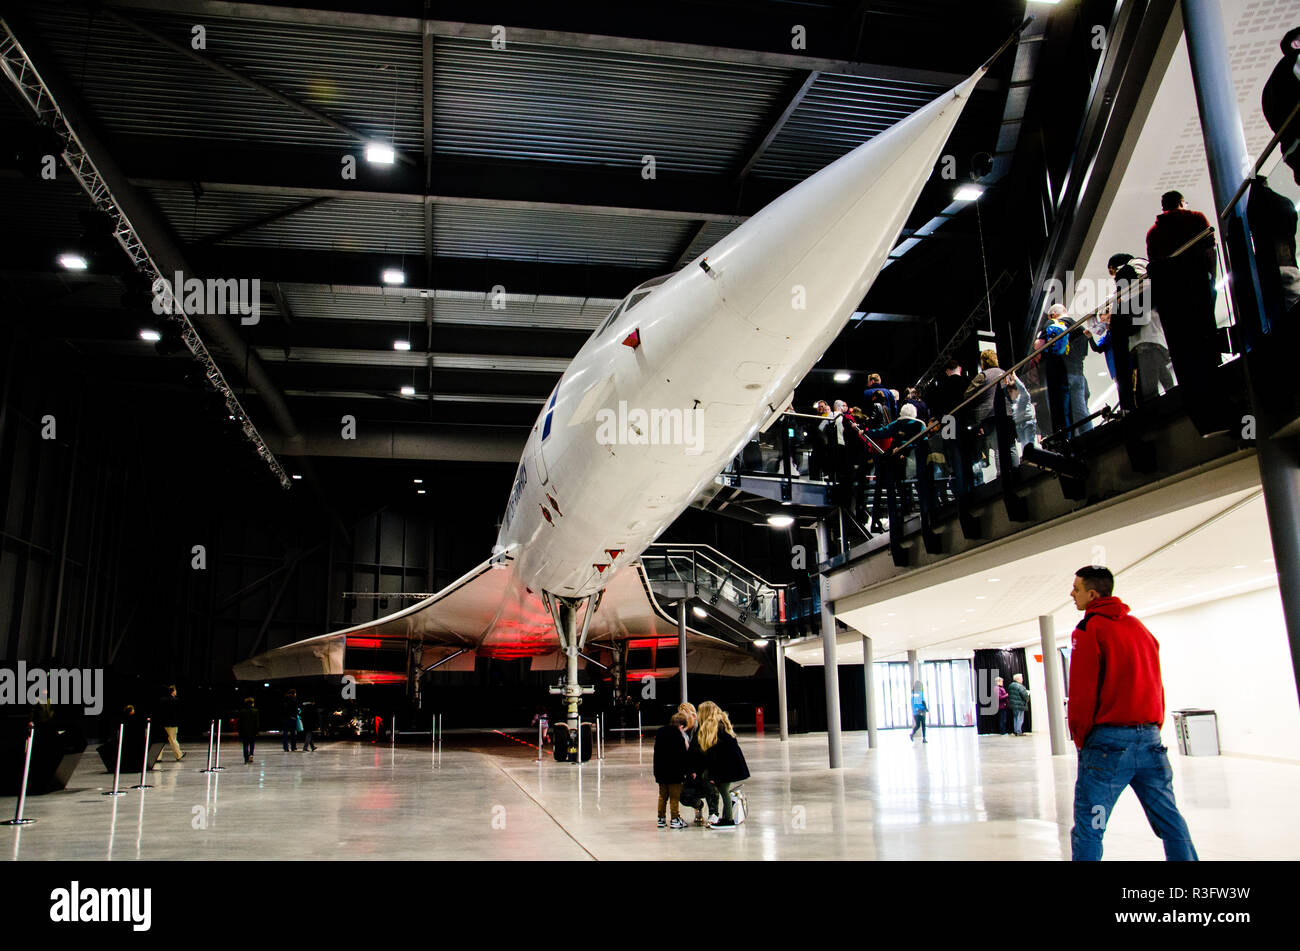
left=1, top=0, right=1037, bottom=480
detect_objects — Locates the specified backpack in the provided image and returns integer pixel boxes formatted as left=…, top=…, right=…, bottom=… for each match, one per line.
left=1043, top=319, right=1071, bottom=356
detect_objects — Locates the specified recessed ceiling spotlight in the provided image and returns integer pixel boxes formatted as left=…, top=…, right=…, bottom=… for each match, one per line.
left=139, top=329, right=161, bottom=342
left=988, top=578, right=1000, bottom=583
left=365, top=142, right=396, bottom=165
left=416, top=489, right=426, bottom=495
left=833, top=371, right=851, bottom=383
left=382, top=268, right=406, bottom=285
left=400, top=385, right=416, bottom=396
left=59, top=253, right=88, bottom=270
left=291, top=474, right=302, bottom=480
left=394, top=340, right=411, bottom=351
left=413, top=478, right=423, bottom=484
left=975, top=595, right=986, bottom=600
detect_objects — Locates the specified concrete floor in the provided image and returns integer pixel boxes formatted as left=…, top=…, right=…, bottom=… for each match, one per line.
left=3, top=727, right=1295, bottom=860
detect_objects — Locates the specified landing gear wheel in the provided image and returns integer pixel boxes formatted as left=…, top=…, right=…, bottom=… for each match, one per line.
left=579, top=722, right=594, bottom=762
left=552, top=723, right=570, bottom=762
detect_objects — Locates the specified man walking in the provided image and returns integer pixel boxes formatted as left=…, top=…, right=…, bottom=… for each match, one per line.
left=1007, top=673, right=1030, bottom=735
left=153, top=685, right=185, bottom=766
left=1067, top=565, right=1197, bottom=861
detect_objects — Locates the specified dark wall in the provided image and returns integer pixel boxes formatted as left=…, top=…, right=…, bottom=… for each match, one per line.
left=0, top=329, right=510, bottom=699
left=973, top=648, right=1031, bottom=734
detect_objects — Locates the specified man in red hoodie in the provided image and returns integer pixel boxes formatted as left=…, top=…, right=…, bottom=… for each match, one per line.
left=1067, top=566, right=1197, bottom=861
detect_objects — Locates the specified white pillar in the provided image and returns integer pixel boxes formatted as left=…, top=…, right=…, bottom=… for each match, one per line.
left=776, top=639, right=789, bottom=741
left=815, top=520, right=843, bottom=768
left=862, top=634, right=878, bottom=749
left=1039, top=615, right=1070, bottom=755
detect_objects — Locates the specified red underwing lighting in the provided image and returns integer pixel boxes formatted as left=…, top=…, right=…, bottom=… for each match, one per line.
left=628, top=637, right=678, bottom=649
left=621, top=328, right=641, bottom=348
left=346, top=637, right=386, bottom=650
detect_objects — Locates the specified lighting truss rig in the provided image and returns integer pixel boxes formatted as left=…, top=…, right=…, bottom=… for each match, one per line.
left=0, top=21, right=291, bottom=489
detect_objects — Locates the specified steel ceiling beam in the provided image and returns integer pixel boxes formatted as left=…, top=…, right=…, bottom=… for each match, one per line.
left=0, top=11, right=302, bottom=485
left=99, top=0, right=996, bottom=90
left=102, top=6, right=419, bottom=167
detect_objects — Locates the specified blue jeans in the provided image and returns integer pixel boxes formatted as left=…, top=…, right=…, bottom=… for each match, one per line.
left=1065, top=373, right=1092, bottom=436
left=1071, top=725, right=1197, bottom=861
left=1013, top=710, right=1025, bottom=735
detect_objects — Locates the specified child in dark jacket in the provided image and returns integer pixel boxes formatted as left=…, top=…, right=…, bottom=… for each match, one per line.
left=653, top=713, right=691, bottom=829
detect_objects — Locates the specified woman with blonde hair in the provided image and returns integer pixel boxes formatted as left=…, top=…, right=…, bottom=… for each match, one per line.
left=696, top=701, right=749, bottom=830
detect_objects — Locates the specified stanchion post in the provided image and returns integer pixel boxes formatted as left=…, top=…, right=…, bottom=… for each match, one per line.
left=132, top=718, right=154, bottom=789
left=2, top=722, right=38, bottom=825
left=392, top=715, right=397, bottom=749
left=212, top=716, right=224, bottom=771
left=103, top=723, right=127, bottom=796
left=200, top=719, right=216, bottom=773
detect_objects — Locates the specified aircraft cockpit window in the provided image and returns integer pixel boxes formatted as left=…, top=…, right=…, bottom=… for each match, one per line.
left=594, top=273, right=675, bottom=338
left=623, top=289, right=651, bottom=312
left=595, top=297, right=627, bottom=337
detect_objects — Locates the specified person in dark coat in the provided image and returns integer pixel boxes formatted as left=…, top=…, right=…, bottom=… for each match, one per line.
left=653, top=713, right=691, bottom=829
left=237, top=696, right=260, bottom=764
left=300, top=701, right=319, bottom=752
left=1262, top=27, right=1300, bottom=186
left=153, top=685, right=185, bottom=765
left=281, top=689, right=300, bottom=752
left=696, top=701, right=750, bottom=830
left=1145, top=190, right=1223, bottom=434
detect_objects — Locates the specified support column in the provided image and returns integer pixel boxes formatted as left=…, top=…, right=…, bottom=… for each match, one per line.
left=862, top=634, right=878, bottom=750
left=814, top=520, right=843, bottom=768
left=1183, top=0, right=1300, bottom=704
left=677, top=598, right=689, bottom=706
left=1038, top=616, right=1070, bottom=755
left=907, top=649, right=920, bottom=688
left=776, top=638, right=789, bottom=742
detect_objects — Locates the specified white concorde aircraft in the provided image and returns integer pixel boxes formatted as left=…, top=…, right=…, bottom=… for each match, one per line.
left=237, top=35, right=1020, bottom=759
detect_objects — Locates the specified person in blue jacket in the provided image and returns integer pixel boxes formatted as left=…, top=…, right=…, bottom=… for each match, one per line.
left=910, top=681, right=929, bottom=743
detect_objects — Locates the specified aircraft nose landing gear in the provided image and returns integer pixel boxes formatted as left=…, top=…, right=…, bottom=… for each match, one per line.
left=544, top=591, right=601, bottom=763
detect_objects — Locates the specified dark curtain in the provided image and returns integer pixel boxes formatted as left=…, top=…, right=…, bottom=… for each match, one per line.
left=973, top=648, right=1031, bottom=735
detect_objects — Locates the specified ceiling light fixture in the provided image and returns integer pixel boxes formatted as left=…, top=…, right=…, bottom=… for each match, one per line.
left=382, top=268, right=406, bottom=285
left=400, top=385, right=416, bottom=396
left=365, top=142, right=396, bottom=165
left=394, top=340, right=411, bottom=351
left=833, top=371, right=851, bottom=383
left=767, top=514, right=795, bottom=529
left=58, top=253, right=88, bottom=270
left=139, top=329, right=161, bottom=342
left=692, top=606, right=708, bottom=619
left=954, top=184, right=984, bottom=202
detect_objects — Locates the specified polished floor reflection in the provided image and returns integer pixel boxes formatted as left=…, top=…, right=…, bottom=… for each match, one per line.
left=3, top=727, right=1295, bottom=860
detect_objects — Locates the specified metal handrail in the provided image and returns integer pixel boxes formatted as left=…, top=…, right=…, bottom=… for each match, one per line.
left=891, top=224, right=1215, bottom=458
left=1219, top=97, right=1300, bottom=220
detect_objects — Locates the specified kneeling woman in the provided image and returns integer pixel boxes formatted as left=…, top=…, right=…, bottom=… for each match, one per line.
left=696, top=701, right=750, bottom=830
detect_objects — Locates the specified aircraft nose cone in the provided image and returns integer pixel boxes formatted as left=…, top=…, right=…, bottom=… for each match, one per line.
left=706, top=69, right=987, bottom=336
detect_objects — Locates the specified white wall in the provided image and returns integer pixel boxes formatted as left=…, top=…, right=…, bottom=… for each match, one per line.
left=1141, top=585, right=1300, bottom=762
left=1041, top=586, right=1300, bottom=761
